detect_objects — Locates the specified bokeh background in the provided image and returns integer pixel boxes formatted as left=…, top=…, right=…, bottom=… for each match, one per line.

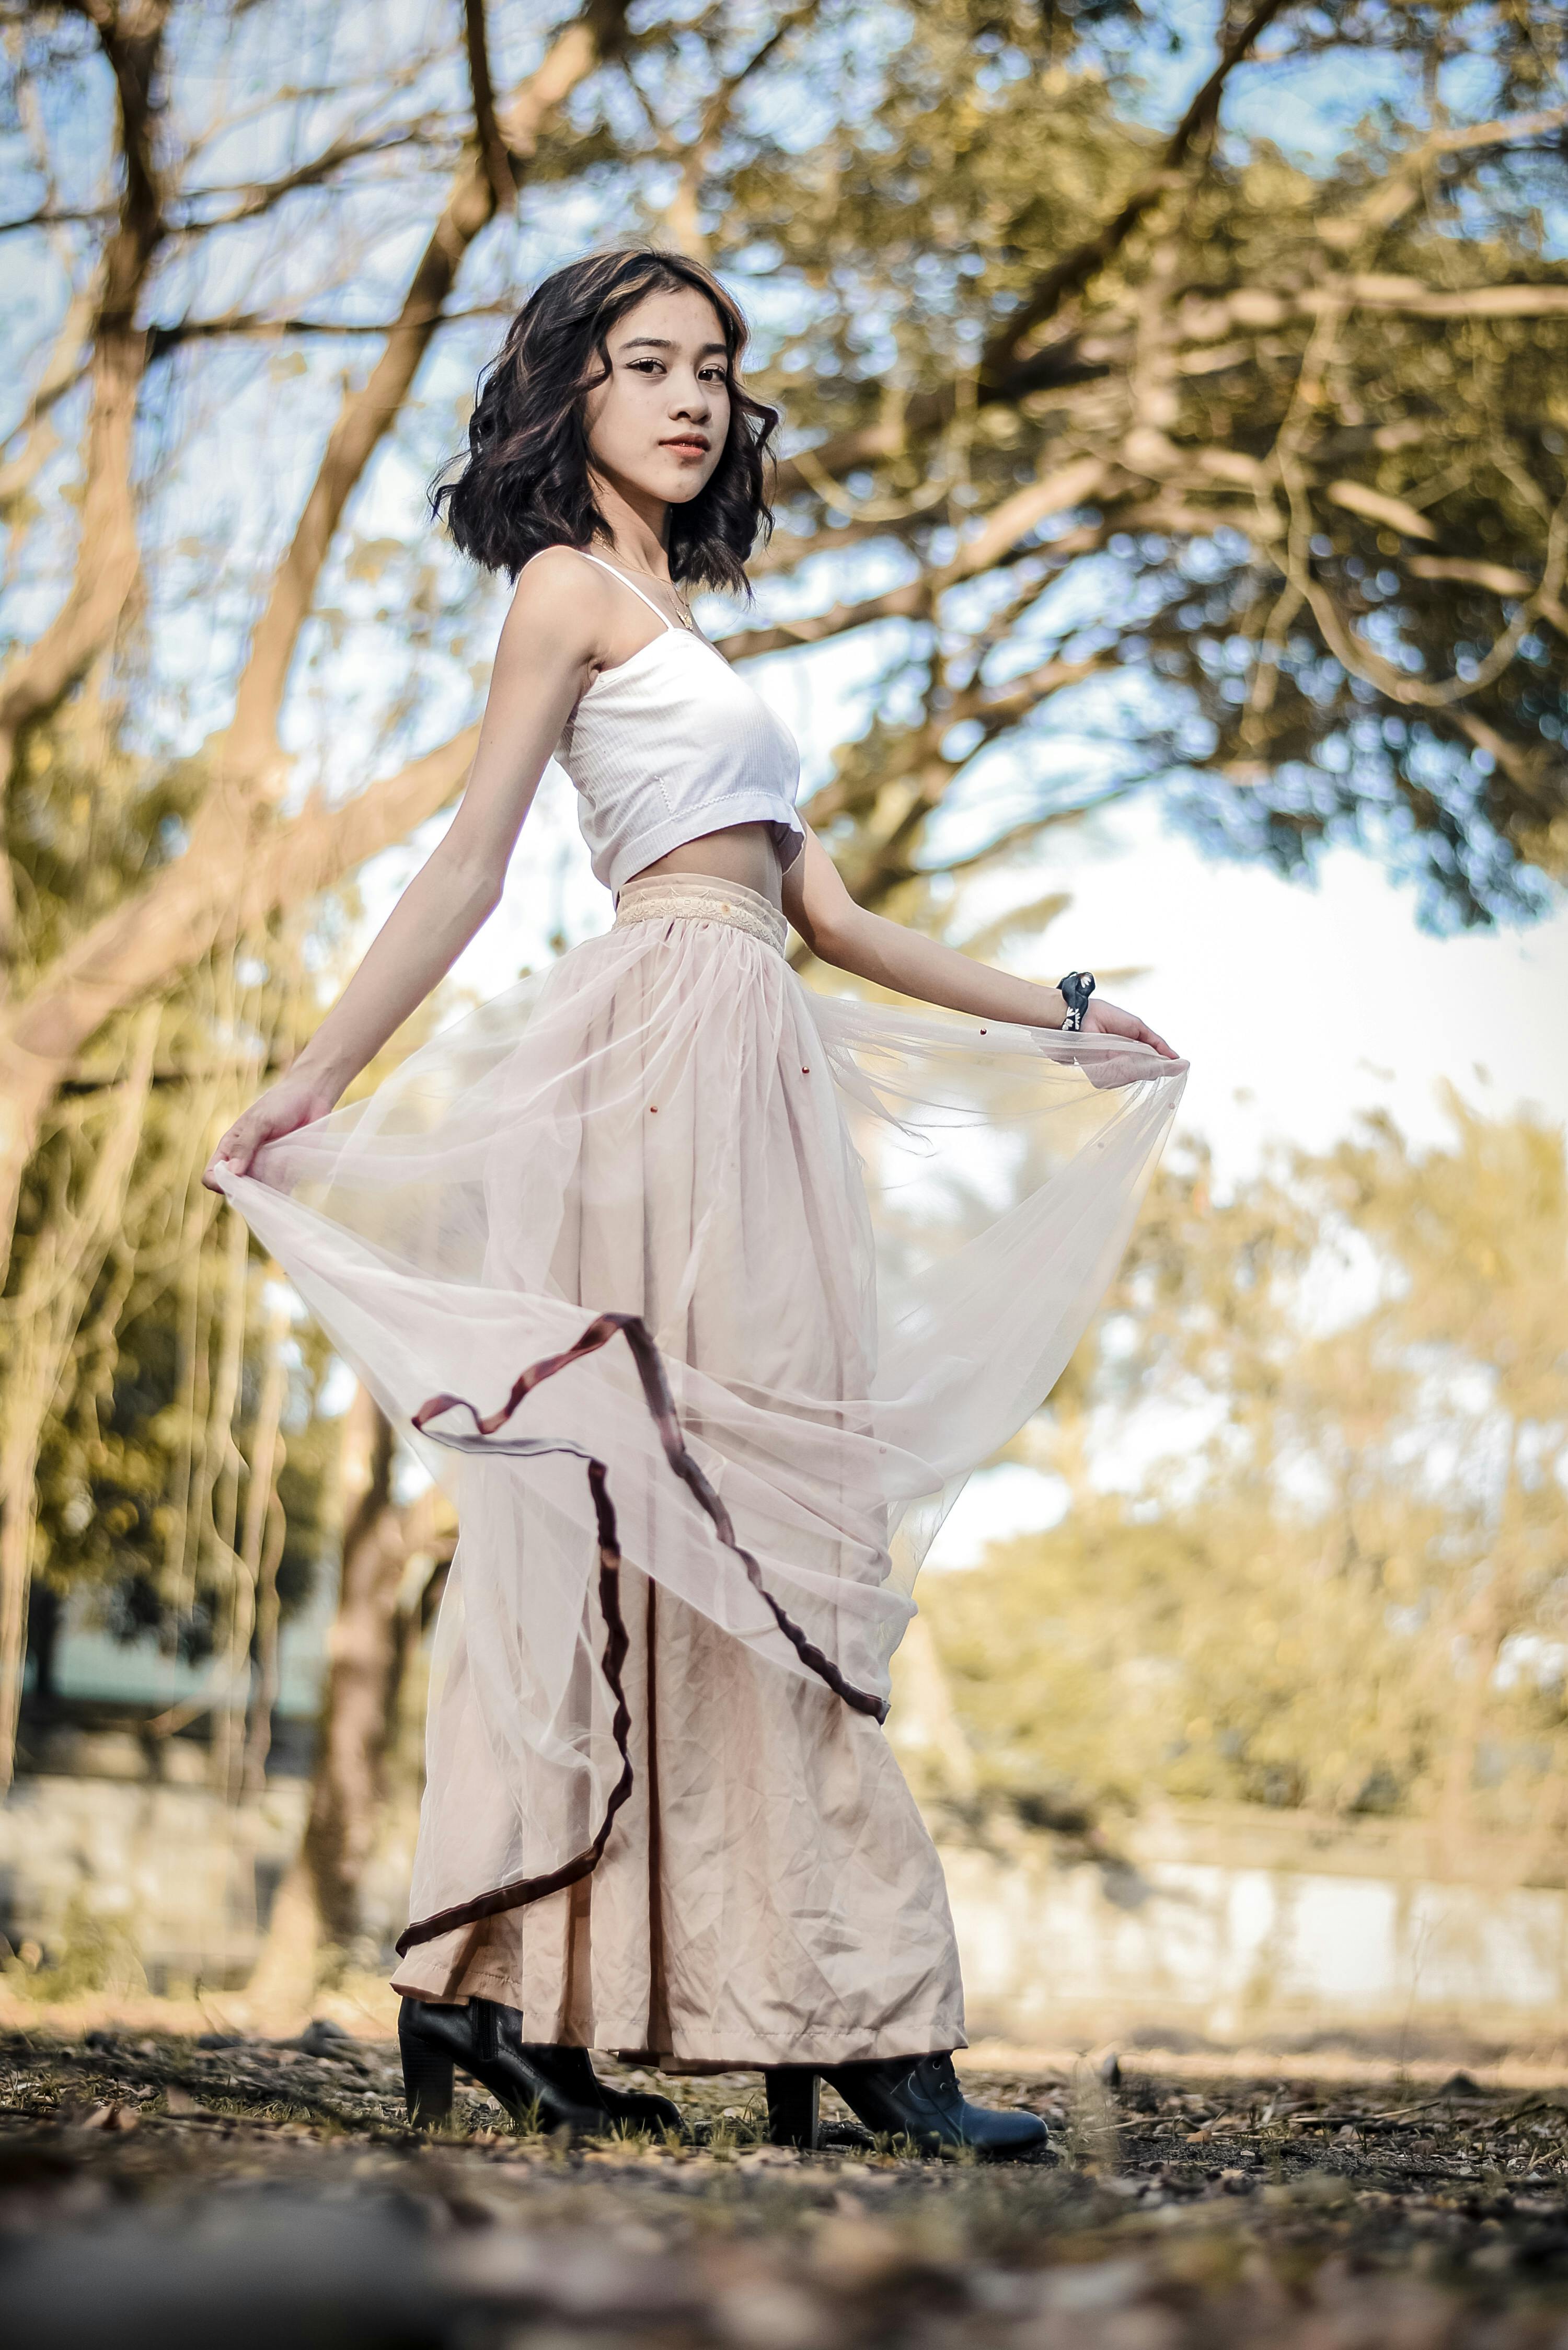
left=1, top=0, right=1565, bottom=2063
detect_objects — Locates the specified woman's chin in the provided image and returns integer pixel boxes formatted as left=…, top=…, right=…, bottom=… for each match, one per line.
left=645, top=463, right=716, bottom=505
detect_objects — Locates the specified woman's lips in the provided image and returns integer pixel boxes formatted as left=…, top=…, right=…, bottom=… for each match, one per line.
left=662, top=438, right=709, bottom=456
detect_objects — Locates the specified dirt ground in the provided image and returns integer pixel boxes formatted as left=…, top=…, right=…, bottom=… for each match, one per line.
left=8, top=2028, right=1568, bottom=2346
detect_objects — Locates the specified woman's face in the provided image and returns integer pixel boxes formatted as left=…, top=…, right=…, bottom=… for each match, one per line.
left=583, top=285, right=732, bottom=512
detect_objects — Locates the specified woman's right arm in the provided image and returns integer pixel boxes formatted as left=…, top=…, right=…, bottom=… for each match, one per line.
left=785, top=830, right=1177, bottom=1056
left=203, top=551, right=605, bottom=1188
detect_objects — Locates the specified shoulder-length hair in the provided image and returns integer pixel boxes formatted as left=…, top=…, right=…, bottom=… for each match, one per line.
left=431, top=248, right=778, bottom=595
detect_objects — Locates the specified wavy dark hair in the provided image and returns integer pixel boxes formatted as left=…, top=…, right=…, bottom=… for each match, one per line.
left=432, top=248, right=778, bottom=594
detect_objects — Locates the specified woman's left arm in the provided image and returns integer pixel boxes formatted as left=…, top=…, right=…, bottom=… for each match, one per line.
left=782, top=829, right=1178, bottom=1058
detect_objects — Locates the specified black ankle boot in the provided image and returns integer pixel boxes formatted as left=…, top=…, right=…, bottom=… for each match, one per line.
left=398, top=1997, right=682, bottom=2137
left=764, top=2066, right=820, bottom=2148
left=824, top=2053, right=1048, bottom=2158
left=525, top=2041, right=684, bottom=2136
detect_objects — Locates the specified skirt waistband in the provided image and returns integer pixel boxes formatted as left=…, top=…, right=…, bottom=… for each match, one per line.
left=614, top=873, right=787, bottom=954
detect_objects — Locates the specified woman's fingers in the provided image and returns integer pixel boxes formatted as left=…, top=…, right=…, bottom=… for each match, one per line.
left=202, top=1130, right=246, bottom=1192
left=1093, top=1000, right=1179, bottom=1059
left=203, top=1111, right=268, bottom=1191
left=202, top=1081, right=332, bottom=1193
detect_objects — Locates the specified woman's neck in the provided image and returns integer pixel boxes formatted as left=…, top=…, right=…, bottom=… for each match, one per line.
left=589, top=472, right=672, bottom=580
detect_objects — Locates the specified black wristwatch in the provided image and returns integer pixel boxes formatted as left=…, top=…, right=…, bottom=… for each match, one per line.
left=1057, top=971, right=1096, bottom=1032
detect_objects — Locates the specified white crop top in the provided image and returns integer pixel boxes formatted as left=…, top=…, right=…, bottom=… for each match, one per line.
left=545, top=548, right=805, bottom=894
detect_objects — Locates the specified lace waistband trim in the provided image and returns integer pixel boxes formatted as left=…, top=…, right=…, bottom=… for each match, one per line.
left=614, top=876, right=787, bottom=953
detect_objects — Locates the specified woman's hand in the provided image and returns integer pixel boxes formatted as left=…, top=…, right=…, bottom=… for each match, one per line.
left=1083, top=995, right=1178, bottom=1059
left=202, top=1071, right=341, bottom=1192
left=1035, top=995, right=1181, bottom=1090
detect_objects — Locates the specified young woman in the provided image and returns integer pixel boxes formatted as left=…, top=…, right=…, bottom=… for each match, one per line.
left=207, top=247, right=1185, bottom=2156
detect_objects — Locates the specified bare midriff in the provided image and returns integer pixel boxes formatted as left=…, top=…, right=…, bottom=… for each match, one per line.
left=626, top=821, right=785, bottom=908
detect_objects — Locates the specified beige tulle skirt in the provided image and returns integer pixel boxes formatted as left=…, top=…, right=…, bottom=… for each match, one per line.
left=220, top=872, right=1185, bottom=2065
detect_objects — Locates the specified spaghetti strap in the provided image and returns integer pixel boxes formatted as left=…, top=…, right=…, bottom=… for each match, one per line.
left=568, top=547, right=679, bottom=633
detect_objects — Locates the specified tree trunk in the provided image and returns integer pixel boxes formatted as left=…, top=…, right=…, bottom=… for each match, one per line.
left=242, top=1491, right=287, bottom=1799
left=214, top=1288, right=290, bottom=1800
left=302, top=1387, right=409, bottom=1952
left=23, top=1580, right=62, bottom=1704
left=246, top=1385, right=409, bottom=2014
left=0, top=1008, right=159, bottom=1785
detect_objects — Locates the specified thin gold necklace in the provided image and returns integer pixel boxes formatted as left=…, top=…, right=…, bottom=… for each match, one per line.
left=597, top=546, right=696, bottom=630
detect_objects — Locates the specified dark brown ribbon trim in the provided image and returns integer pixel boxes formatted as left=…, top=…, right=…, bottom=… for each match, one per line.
left=395, top=1449, right=633, bottom=1956
left=394, top=1310, right=886, bottom=1957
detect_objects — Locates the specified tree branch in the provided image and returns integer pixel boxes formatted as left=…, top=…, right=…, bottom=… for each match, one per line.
left=144, top=301, right=513, bottom=361
left=463, top=0, right=515, bottom=214
left=0, top=284, right=97, bottom=507
left=1407, top=554, right=1538, bottom=598
left=0, top=0, right=174, bottom=954
left=224, top=3, right=627, bottom=771
left=1177, top=275, right=1568, bottom=336
left=775, top=103, right=1568, bottom=511
left=661, top=0, right=822, bottom=255
left=177, top=119, right=450, bottom=231
left=1313, top=278, right=1568, bottom=320
left=0, top=725, right=477, bottom=1136
left=718, top=458, right=1108, bottom=658
left=979, top=0, right=1292, bottom=384
left=806, top=654, right=1107, bottom=833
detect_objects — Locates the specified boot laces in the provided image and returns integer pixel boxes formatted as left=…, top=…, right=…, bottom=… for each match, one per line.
left=909, top=2054, right=964, bottom=2119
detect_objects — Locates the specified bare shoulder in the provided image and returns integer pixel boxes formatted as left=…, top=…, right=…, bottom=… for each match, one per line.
left=510, top=545, right=612, bottom=626
left=499, top=546, right=612, bottom=666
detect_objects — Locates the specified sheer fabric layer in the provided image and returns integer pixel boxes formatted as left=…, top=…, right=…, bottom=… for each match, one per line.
left=219, top=877, right=1184, bottom=2059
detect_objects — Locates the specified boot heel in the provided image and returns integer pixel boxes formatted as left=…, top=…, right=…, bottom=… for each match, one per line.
left=400, top=2028, right=455, bottom=2127
left=764, top=2067, right=819, bottom=2149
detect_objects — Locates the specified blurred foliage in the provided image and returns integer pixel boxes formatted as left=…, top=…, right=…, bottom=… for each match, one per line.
left=1, top=1891, right=147, bottom=2004
left=921, top=1102, right=1568, bottom=1858
left=5, top=687, right=341, bottom=1715
left=716, top=0, right=1568, bottom=927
